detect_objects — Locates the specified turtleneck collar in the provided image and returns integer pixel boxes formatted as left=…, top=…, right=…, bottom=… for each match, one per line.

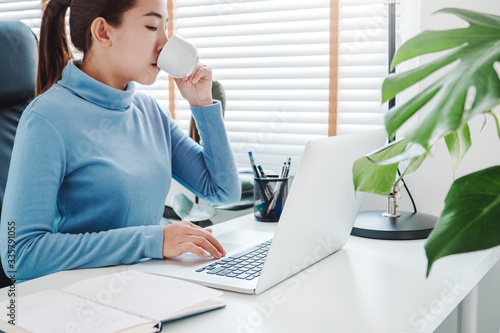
left=56, top=60, right=135, bottom=111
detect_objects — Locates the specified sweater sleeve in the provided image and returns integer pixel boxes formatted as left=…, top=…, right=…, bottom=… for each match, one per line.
left=0, top=111, right=164, bottom=282
left=169, top=101, right=241, bottom=205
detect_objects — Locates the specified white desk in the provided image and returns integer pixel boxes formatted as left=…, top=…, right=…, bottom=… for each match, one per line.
left=1, top=214, right=499, bottom=333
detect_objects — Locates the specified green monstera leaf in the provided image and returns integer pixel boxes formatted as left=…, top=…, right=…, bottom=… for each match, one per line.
left=355, top=8, right=500, bottom=200
left=444, top=123, right=471, bottom=173
left=425, top=167, right=500, bottom=276
left=352, top=8, right=500, bottom=276
left=383, top=8, right=500, bottom=156
left=354, top=8, right=500, bottom=194
left=353, top=139, right=427, bottom=196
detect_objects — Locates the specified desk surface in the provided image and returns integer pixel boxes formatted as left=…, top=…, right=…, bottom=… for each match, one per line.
left=1, top=214, right=499, bottom=333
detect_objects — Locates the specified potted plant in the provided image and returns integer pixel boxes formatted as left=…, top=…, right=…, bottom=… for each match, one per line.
left=352, top=8, right=500, bottom=276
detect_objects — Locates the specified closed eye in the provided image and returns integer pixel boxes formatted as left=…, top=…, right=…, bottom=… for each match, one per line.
left=146, top=26, right=157, bottom=31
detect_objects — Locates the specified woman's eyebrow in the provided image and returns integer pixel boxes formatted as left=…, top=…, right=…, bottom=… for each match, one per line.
left=143, top=11, right=169, bottom=22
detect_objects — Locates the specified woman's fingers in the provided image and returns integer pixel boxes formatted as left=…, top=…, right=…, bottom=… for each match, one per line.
left=189, top=64, right=211, bottom=85
left=175, top=63, right=211, bottom=86
left=173, top=64, right=213, bottom=106
left=162, top=221, right=226, bottom=258
left=184, top=222, right=225, bottom=255
left=185, top=235, right=221, bottom=259
left=184, top=222, right=226, bottom=257
left=178, top=242, right=208, bottom=258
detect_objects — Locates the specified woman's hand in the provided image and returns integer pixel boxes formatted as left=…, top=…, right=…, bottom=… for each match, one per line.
left=174, top=63, right=213, bottom=107
left=162, top=220, right=226, bottom=259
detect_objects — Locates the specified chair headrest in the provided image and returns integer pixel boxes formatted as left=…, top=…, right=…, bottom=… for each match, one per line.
left=0, top=20, right=37, bottom=108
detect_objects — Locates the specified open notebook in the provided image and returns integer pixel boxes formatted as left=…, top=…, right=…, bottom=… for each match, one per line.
left=0, top=270, right=224, bottom=333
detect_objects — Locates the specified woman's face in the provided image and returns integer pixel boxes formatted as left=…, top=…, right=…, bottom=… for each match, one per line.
left=107, top=0, right=169, bottom=88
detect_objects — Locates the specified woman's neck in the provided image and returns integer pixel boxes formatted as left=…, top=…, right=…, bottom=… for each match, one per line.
left=79, top=56, right=128, bottom=91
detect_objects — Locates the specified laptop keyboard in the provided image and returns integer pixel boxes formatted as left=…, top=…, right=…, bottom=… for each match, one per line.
left=195, top=239, right=272, bottom=281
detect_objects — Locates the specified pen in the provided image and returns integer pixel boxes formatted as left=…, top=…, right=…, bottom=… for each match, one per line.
left=267, top=157, right=291, bottom=215
left=279, top=158, right=288, bottom=178
left=258, top=165, right=274, bottom=196
left=257, top=165, right=266, bottom=178
left=248, top=152, right=261, bottom=178
left=284, top=158, right=291, bottom=177
left=249, top=152, right=272, bottom=201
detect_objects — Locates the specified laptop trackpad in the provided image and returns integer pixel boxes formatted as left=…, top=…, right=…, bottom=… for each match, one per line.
left=219, top=242, right=240, bottom=253
left=217, top=229, right=274, bottom=254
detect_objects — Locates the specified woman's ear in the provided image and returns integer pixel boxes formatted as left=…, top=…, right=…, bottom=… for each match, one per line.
left=90, top=17, right=112, bottom=47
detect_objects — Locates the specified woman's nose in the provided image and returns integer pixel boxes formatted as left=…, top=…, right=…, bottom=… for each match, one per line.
left=158, top=31, right=168, bottom=50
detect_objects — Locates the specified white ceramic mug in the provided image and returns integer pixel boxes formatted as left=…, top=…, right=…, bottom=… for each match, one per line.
left=157, top=34, right=199, bottom=78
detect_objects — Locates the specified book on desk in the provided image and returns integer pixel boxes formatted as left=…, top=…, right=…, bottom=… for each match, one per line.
left=0, top=270, right=224, bottom=333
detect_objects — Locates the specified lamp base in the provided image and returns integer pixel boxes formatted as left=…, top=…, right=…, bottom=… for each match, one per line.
left=351, top=211, right=437, bottom=240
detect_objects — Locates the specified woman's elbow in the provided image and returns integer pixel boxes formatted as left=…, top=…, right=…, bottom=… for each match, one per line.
left=208, top=174, right=241, bottom=206
left=223, top=181, right=242, bottom=205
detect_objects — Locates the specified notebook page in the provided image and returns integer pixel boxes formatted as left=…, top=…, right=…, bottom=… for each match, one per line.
left=0, top=290, right=156, bottom=333
left=63, top=270, right=223, bottom=322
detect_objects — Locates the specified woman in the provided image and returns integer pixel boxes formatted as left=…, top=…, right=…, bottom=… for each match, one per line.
left=0, top=0, right=240, bottom=281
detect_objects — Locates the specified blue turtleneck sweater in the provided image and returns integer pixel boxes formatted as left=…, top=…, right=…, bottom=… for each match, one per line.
left=0, top=61, right=240, bottom=281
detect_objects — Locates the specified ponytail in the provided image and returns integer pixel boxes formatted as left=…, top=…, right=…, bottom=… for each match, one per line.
left=36, top=0, right=73, bottom=96
left=36, top=0, right=137, bottom=96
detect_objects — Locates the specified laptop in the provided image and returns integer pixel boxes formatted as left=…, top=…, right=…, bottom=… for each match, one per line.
left=130, top=130, right=387, bottom=294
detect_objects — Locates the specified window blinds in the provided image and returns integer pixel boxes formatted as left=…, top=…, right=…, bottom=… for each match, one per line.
left=169, top=0, right=332, bottom=174
left=0, top=0, right=41, bottom=36
left=1, top=0, right=398, bottom=175
left=338, top=0, right=395, bottom=135
left=168, top=0, right=393, bottom=174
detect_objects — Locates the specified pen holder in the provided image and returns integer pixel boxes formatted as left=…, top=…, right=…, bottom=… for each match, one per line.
left=253, top=176, right=288, bottom=222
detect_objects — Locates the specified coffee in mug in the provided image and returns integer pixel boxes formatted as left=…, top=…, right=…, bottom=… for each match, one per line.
left=157, top=35, right=199, bottom=78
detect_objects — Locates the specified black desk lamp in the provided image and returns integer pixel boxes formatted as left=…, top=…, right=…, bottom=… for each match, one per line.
left=350, top=0, right=437, bottom=240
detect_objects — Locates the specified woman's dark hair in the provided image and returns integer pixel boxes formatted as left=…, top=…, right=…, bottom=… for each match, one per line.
left=36, top=0, right=137, bottom=96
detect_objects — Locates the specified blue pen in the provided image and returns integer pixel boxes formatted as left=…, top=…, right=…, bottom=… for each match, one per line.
left=248, top=152, right=261, bottom=178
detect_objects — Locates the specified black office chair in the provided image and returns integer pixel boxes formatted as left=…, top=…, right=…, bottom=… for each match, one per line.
left=0, top=20, right=38, bottom=287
